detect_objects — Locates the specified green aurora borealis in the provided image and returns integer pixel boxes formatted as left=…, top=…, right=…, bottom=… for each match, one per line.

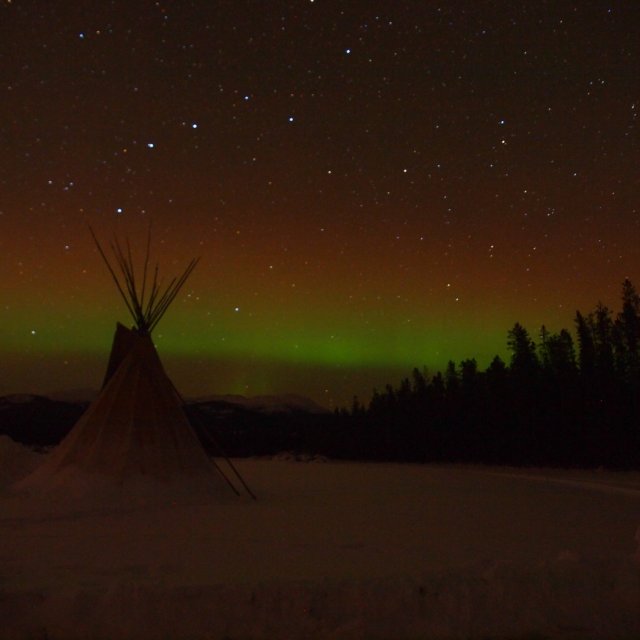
left=3, top=244, right=513, bottom=405
left=1, top=225, right=629, bottom=406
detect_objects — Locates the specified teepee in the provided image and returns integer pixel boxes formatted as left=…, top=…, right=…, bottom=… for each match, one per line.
left=18, top=228, right=253, bottom=502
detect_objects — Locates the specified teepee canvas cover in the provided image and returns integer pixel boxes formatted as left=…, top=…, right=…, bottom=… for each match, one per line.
left=18, top=229, right=251, bottom=501
left=40, top=323, right=217, bottom=479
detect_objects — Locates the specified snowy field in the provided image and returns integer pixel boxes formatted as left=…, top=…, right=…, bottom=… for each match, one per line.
left=1, top=437, right=639, bottom=639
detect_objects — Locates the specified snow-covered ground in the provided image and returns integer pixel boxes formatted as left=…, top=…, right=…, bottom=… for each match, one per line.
left=1, top=436, right=639, bottom=639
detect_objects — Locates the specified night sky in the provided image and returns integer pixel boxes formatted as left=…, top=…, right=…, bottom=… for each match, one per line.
left=1, top=1, right=638, bottom=407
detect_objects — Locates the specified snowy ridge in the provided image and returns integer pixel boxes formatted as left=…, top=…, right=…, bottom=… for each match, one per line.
left=192, top=393, right=329, bottom=414
left=0, top=393, right=42, bottom=406
left=47, top=388, right=98, bottom=403
left=0, top=391, right=327, bottom=415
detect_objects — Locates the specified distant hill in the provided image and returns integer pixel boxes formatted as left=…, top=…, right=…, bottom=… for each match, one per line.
left=47, top=388, right=99, bottom=403
left=0, top=392, right=331, bottom=452
left=191, top=393, right=329, bottom=415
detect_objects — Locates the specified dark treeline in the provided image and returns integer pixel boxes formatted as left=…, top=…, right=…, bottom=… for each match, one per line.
left=335, top=279, right=640, bottom=468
